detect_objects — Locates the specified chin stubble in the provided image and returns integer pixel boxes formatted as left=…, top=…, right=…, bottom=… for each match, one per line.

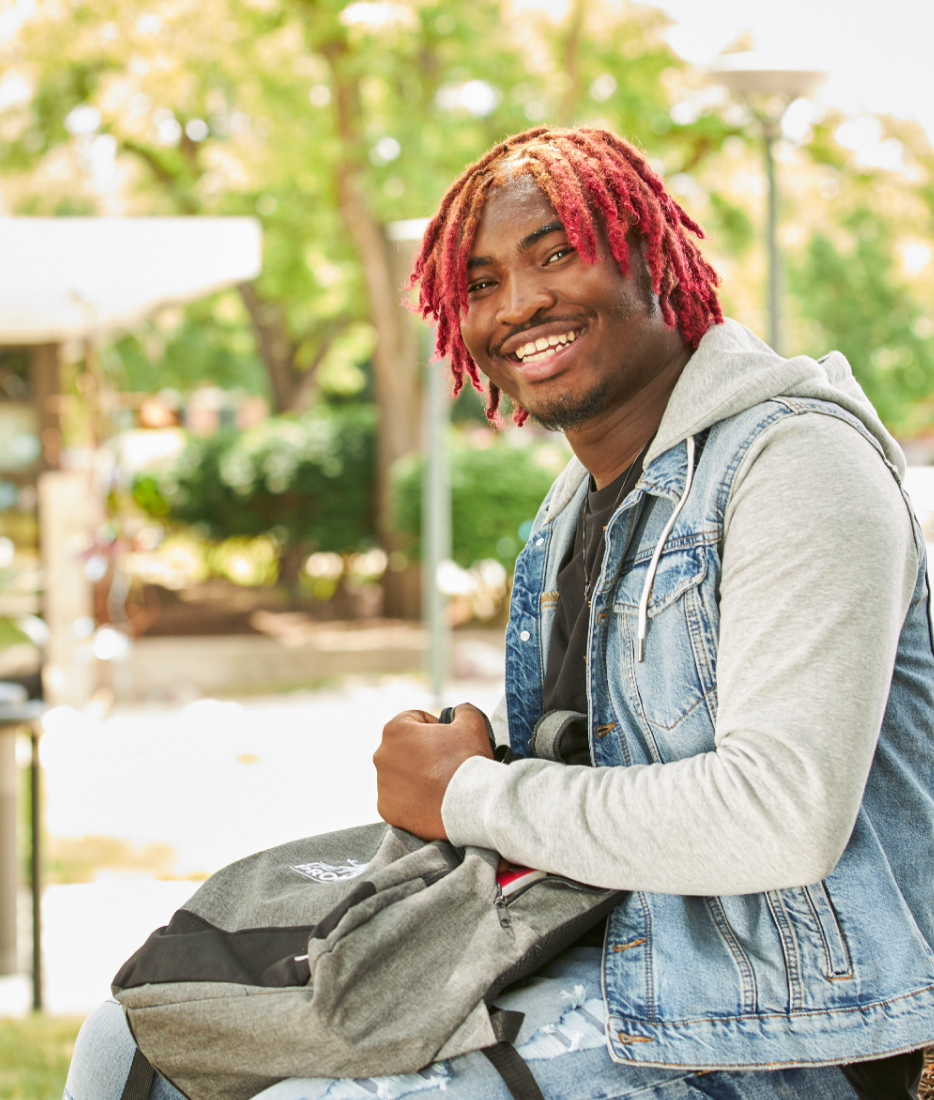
left=525, top=377, right=612, bottom=432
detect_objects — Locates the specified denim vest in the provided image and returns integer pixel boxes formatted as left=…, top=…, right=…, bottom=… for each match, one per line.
left=505, top=396, right=934, bottom=1067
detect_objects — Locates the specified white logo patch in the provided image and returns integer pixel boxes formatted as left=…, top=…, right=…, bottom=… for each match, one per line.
left=291, top=859, right=369, bottom=883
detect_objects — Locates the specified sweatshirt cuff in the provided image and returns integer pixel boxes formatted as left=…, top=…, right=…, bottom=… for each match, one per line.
left=441, top=755, right=510, bottom=849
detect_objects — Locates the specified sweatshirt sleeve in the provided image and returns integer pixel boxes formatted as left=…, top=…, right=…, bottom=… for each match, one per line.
left=441, top=413, right=920, bottom=895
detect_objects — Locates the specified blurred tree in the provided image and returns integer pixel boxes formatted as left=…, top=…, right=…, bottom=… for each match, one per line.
left=132, top=404, right=376, bottom=601
left=0, top=0, right=734, bottom=550
left=666, top=101, right=934, bottom=431
left=789, top=207, right=934, bottom=433
left=108, top=294, right=269, bottom=398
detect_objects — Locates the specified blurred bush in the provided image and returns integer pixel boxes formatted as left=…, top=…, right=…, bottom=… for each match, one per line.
left=132, top=405, right=376, bottom=594
left=392, top=433, right=565, bottom=569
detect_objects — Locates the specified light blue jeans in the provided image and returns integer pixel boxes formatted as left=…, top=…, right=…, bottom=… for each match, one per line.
left=65, top=949, right=858, bottom=1100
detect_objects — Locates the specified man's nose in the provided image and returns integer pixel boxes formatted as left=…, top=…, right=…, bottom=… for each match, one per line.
left=494, top=274, right=555, bottom=326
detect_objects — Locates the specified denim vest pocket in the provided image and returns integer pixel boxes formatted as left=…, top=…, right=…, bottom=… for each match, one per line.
left=611, top=543, right=718, bottom=742
left=614, top=542, right=709, bottom=618
left=765, top=883, right=853, bottom=1011
left=803, top=882, right=853, bottom=980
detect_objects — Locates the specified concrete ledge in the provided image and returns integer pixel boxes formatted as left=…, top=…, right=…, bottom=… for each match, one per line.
left=122, top=626, right=505, bottom=699
left=125, top=631, right=426, bottom=698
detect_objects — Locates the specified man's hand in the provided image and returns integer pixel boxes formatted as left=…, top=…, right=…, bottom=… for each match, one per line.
left=373, top=703, right=494, bottom=840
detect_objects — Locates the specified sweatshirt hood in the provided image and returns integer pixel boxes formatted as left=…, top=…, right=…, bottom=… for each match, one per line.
left=546, top=318, right=905, bottom=520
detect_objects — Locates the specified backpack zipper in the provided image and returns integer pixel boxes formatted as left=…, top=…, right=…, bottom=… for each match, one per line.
left=499, top=873, right=606, bottom=906
left=494, top=889, right=513, bottom=928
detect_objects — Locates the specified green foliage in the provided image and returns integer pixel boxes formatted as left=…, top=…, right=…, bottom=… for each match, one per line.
left=392, top=433, right=563, bottom=567
left=0, top=617, right=31, bottom=647
left=789, top=208, right=934, bottom=433
left=5, top=0, right=934, bottom=456
left=706, top=189, right=755, bottom=255
left=133, top=405, right=377, bottom=556
left=108, top=294, right=269, bottom=398
left=0, top=1014, right=83, bottom=1100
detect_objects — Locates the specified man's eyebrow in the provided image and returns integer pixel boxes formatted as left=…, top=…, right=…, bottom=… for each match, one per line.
left=518, top=220, right=565, bottom=251
left=465, top=220, right=566, bottom=270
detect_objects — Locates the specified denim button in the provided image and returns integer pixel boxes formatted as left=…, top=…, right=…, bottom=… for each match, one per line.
left=536, top=537, right=544, bottom=546
left=520, top=630, right=530, bottom=641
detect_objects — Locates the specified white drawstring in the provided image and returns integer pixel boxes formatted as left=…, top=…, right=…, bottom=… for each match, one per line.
left=637, top=435, right=695, bottom=663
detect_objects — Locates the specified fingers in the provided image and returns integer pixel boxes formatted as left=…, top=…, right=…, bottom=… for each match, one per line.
left=444, top=703, right=494, bottom=757
left=377, top=711, right=438, bottom=750
left=395, top=709, right=440, bottom=725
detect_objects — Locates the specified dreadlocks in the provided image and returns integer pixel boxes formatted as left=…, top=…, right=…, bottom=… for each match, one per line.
left=409, top=126, right=723, bottom=425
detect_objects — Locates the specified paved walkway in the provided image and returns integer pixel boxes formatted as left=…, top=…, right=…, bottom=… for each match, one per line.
left=0, top=673, right=504, bottom=1018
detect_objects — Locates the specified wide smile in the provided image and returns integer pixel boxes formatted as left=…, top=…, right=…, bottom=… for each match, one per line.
left=512, top=328, right=581, bottom=363
left=503, top=328, right=584, bottom=383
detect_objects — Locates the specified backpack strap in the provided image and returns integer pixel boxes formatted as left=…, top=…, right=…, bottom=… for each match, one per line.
left=481, top=1008, right=546, bottom=1100
left=481, top=1045, right=546, bottom=1100
left=120, top=1048, right=155, bottom=1100
left=439, top=705, right=518, bottom=763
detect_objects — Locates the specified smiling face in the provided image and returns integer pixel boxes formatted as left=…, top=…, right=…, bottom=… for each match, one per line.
left=459, top=173, right=689, bottom=434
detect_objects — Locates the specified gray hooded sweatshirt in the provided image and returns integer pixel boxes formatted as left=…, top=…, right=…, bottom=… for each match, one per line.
left=441, top=318, right=920, bottom=896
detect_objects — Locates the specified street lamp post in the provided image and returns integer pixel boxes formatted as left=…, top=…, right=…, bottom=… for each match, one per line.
left=763, top=117, right=781, bottom=354
left=420, top=329, right=452, bottom=705
left=387, top=219, right=451, bottom=706
left=709, top=57, right=826, bottom=356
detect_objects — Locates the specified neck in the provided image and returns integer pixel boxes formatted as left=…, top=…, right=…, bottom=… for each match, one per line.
left=565, top=338, right=692, bottom=489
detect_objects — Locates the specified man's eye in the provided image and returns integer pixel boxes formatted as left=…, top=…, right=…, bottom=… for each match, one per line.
left=545, top=246, right=574, bottom=264
left=468, top=278, right=495, bottom=294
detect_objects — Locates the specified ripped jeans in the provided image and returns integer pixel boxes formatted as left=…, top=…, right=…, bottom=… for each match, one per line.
left=65, top=947, right=858, bottom=1100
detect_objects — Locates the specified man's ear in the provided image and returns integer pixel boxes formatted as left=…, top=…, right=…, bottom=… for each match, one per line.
left=627, top=227, right=665, bottom=313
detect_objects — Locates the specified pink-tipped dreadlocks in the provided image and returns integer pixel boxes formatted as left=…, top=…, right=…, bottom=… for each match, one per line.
left=409, top=126, right=723, bottom=425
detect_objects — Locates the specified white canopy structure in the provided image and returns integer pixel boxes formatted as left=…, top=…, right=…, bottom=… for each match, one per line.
left=0, top=216, right=264, bottom=997
left=0, top=217, right=262, bottom=343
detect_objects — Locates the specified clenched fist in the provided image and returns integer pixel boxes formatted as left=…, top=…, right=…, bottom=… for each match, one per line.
left=373, top=703, right=495, bottom=839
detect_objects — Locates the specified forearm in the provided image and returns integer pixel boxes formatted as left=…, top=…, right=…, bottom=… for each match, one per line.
left=443, top=731, right=877, bottom=895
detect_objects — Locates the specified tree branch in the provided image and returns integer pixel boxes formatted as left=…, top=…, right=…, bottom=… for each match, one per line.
left=237, top=281, right=300, bottom=413
left=292, top=321, right=351, bottom=410
left=119, top=139, right=199, bottom=214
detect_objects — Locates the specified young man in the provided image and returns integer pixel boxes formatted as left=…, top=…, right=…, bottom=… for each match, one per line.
left=68, top=128, right=934, bottom=1099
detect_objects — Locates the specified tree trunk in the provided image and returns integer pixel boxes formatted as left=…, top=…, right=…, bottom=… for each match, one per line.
left=327, top=54, right=423, bottom=617
left=278, top=542, right=307, bottom=610
left=334, top=169, right=422, bottom=616
left=238, top=282, right=302, bottom=415
left=557, top=0, right=587, bottom=126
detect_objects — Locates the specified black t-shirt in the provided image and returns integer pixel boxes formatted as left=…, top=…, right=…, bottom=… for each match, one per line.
left=540, top=461, right=924, bottom=1099
left=542, top=460, right=643, bottom=753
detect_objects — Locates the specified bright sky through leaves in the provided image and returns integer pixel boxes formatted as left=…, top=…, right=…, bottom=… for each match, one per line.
left=656, top=0, right=933, bottom=149
left=515, top=0, right=934, bottom=151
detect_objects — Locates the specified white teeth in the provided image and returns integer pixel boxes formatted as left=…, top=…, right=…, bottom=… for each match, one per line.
left=515, top=330, right=579, bottom=361
left=521, top=347, right=557, bottom=363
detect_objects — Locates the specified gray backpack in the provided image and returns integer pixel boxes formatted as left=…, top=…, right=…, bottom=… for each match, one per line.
left=113, top=710, right=619, bottom=1100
